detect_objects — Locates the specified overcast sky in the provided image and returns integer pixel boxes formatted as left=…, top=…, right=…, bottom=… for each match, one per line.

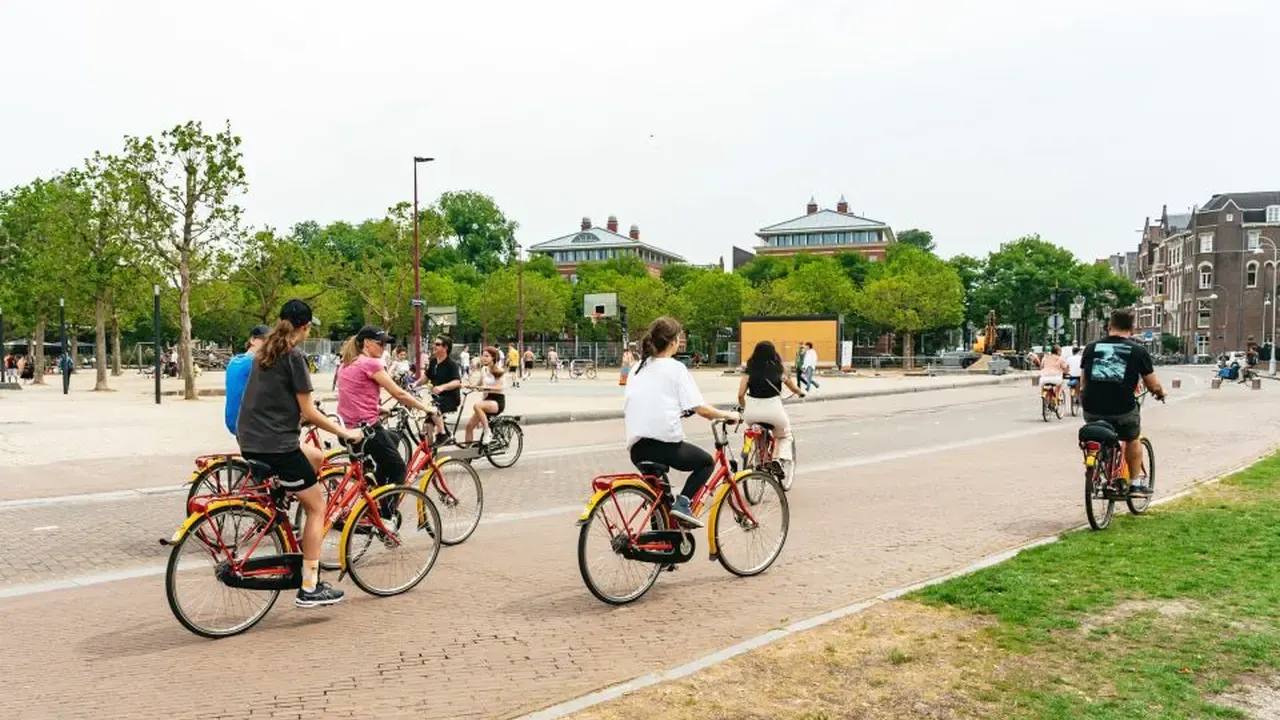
left=2, top=0, right=1277, bottom=266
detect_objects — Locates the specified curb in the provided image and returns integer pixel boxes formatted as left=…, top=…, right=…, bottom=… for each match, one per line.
left=517, top=441, right=1276, bottom=720
left=508, top=374, right=1026, bottom=427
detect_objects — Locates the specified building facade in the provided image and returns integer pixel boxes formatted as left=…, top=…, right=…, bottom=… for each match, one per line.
left=1133, top=193, right=1280, bottom=357
left=528, top=215, right=685, bottom=281
left=754, top=196, right=895, bottom=261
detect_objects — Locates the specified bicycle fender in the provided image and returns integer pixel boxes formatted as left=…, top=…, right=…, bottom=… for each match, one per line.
left=318, top=465, right=347, bottom=483
left=576, top=479, right=657, bottom=525
left=169, top=499, right=271, bottom=543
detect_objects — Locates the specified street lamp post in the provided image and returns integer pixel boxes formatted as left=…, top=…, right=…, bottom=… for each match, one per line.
left=59, top=297, right=69, bottom=395
left=516, top=242, right=524, bottom=368
left=412, top=156, right=434, bottom=379
left=0, top=306, right=5, bottom=384
left=153, top=285, right=161, bottom=405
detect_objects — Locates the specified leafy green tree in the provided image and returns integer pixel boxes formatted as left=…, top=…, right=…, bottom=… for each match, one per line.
left=970, top=235, right=1078, bottom=350
left=896, top=228, right=936, bottom=254
left=435, top=191, right=518, bottom=273
left=1160, top=333, right=1183, bottom=355
left=523, top=254, right=560, bottom=279
left=678, top=272, right=749, bottom=349
left=855, top=249, right=964, bottom=368
left=463, top=266, right=569, bottom=341
left=660, top=263, right=707, bottom=291
left=735, top=255, right=791, bottom=287
left=834, top=251, right=874, bottom=288
left=119, top=120, right=247, bottom=400
left=948, top=254, right=985, bottom=329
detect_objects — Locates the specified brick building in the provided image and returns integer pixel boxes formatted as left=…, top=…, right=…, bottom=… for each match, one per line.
left=754, top=196, right=895, bottom=261
left=1133, top=193, right=1280, bottom=357
left=529, top=215, right=684, bottom=282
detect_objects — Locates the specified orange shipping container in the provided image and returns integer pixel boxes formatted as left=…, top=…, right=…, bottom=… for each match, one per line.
left=740, top=315, right=839, bottom=370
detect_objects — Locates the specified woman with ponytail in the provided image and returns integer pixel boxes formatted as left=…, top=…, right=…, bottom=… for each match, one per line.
left=237, top=299, right=363, bottom=609
left=624, top=317, right=739, bottom=527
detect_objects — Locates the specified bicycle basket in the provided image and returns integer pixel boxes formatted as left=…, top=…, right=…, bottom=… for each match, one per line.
left=1078, top=421, right=1118, bottom=446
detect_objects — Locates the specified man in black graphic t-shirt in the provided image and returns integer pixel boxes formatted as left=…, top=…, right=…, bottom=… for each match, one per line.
left=1080, top=309, right=1166, bottom=496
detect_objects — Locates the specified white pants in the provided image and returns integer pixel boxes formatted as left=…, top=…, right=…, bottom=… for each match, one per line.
left=1039, top=373, right=1063, bottom=387
left=742, top=396, right=793, bottom=461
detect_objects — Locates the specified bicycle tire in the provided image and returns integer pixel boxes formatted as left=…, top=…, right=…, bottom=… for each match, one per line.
left=1126, top=437, right=1156, bottom=515
left=485, top=420, right=524, bottom=468
left=742, top=436, right=764, bottom=504
left=780, top=436, right=796, bottom=492
left=714, top=472, right=789, bottom=577
left=1041, top=394, right=1050, bottom=422
left=165, top=504, right=289, bottom=639
left=577, top=484, right=667, bottom=605
left=585, top=367, right=597, bottom=380
left=1084, top=464, right=1114, bottom=530
left=1069, top=390, right=1078, bottom=417
left=1053, top=393, right=1063, bottom=420
left=343, top=485, right=442, bottom=597
left=186, top=458, right=252, bottom=505
left=395, top=428, right=415, bottom=467
left=418, top=458, right=484, bottom=545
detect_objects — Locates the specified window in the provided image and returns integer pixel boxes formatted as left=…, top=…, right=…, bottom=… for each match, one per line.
left=1226, top=213, right=1234, bottom=222
left=1199, top=263, right=1213, bottom=289
left=869, top=255, right=879, bottom=263
left=1199, top=233, right=1214, bottom=253
left=1139, top=309, right=1153, bottom=328
left=1196, top=333, right=1210, bottom=356
left=1155, top=275, right=1165, bottom=295
left=1248, top=261, right=1259, bottom=288
left=1198, top=299, right=1213, bottom=328
left=1248, top=230, right=1261, bottom=251
left=1155, top=306, right=1164, bottom=326
left=1267, top=205, right=1280, bottom=223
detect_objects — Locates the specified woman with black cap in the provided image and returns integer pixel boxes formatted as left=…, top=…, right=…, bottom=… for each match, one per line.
left=336, top=325, right=434, bottom=493
left=237, top=299, right=363, bottom=608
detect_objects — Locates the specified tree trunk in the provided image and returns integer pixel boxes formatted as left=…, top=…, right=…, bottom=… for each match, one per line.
left=94, top=290, right=110, bottom=391
left=111, top=311, right=122, bottom=376
left=903, top=331, right=915, bottom=370
left=32, top=317, right=47, bottom=385
left=179, top=257, right=197, bottom=400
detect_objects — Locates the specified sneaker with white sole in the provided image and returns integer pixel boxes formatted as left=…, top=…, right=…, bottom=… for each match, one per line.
left=669, top=496, right=703, bottom=528
left=296, top=581, right=344, bottom=608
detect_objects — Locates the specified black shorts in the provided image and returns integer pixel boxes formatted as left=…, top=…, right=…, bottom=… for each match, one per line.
left=1083, top=407, right=1140, bottom=442
left=523, top=361, right=534, bottom=370
left=483, top=392, right=505, bottom=415
left=240, top=449, right=319, bottom=492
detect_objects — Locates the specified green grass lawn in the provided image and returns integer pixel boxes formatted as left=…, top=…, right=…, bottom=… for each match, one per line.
left=916, top=453, right=1280, bottom=718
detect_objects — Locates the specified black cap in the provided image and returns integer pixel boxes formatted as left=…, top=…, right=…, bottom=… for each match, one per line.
left=249, top=325, right=270, bottom=339
left=279, top=299, right=318, bottom=327
left=355, top=325, right=392, bottom=345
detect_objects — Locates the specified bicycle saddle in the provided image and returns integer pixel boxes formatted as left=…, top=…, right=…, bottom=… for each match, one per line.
left=754, top=422, right=776, bottom=431
left=243, top=459, right=277, bottom=481
left=1078, top=421, right=1118, bottom=445
left=634, top=461, right=670, bottom=478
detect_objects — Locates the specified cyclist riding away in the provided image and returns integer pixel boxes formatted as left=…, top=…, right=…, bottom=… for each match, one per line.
left=463, top=346, right=506, bottom=447
left=1038, top=345, right=1069, bottom=402
left=236, top=299, right=363, bottom=607
left=1065, top=345, right=1083, bottom=399
left=224, top=324, right=268, bottom=435
left=625, top=316, right=739, bottom=528
left=1079, top=309, right=1166, bottom=497
left=336, top=326, right=435, bottom=491
left=737, top=340, right=804, bottom=470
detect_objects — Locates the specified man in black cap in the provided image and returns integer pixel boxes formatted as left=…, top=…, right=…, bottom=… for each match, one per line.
left=224, top=324, right=269, bottom=435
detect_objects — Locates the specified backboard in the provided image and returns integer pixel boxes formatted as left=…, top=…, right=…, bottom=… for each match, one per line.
left=427, top=305, right=457, bottom=332
left=582, top=292, right=618, bottom=319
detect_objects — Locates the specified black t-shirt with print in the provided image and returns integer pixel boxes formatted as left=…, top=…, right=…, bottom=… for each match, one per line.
left=1080, top=335, right=1153, bottom=416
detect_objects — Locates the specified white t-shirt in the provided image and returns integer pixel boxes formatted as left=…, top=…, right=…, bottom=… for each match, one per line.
left=803, top=348, right=817, bottom=369
left=1066, top=353, right=1083, bottom=378
left=624, top=357, right=705, bottom=447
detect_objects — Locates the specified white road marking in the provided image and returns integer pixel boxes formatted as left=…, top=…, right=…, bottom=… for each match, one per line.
left=31, top=526, right=58, bottom=532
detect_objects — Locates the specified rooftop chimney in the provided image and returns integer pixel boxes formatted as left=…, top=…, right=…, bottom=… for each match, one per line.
left=606, top=215, right=618, bottom=233
left=806, top=196, right=818, bottom=215
left=836, top=194, right=849, bottom=214
left=581, top=216, right=592, bottom=231
left=629, top=224, right=640, bottom=240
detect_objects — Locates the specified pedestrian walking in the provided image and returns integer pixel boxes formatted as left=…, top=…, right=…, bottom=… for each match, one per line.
left=547, top=346, right=560, bottom=383
left=801, top=341, right=820, bottom=392
left=619, top=344, right=636, bottom=386
left=523, top=348, right=535, bottom=381
left=459, top=346, right=472, bottom=380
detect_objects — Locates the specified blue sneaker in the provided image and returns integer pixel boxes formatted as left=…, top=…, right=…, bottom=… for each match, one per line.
left=669, top=496, right=703, bottom=528
left=296, top=581, right=344, bottom=608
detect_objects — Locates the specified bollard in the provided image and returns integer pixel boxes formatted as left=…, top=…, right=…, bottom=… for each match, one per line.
left=1212, top=378, right=1222, bottom=389
left=1172, top=379, right=1182, bottom=389
left=1030, top=375, right=1039, bottom=387
left=1252, top=378, right=1262, bottom=390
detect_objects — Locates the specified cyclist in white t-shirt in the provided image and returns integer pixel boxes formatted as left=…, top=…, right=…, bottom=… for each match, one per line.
left=625, top=317, right=739, bottom=528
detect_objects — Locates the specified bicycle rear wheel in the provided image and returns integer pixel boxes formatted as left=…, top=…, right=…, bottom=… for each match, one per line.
left=1041, top=394, right=1050, bottom=422
left=714, top=472, right=789, bottom=577
left=1126, top=437, right=1156, bottom=515
left=166, top=504, right=288, bottom=638
left=485, top=419, right=524, bottom=468
left=1084, top=464, right=1114, bottom=530
left=187, top=458, right=251, bottom=505
left=585, top=366, right=597, bottom=380
left=578, top=485, right=666, bottom=605
left=419, top=458, right=484, bottom=545
left=343, top=486, right=442, bottom=596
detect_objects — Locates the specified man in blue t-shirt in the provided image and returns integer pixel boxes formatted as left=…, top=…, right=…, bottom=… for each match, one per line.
left=224, top=325, right=269, bottom=434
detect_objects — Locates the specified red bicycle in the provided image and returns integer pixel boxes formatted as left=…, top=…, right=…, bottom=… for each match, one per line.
left=576, top=418, right=790, bottom=605
left=164, top=426, right=443, bottom=638
left=401, top=416, right=484, bottom=545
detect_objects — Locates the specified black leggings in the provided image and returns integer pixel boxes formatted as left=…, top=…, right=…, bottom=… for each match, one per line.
left=629, top=439, right=714, bottom=500
left=364, top=424, right=407, bottom=487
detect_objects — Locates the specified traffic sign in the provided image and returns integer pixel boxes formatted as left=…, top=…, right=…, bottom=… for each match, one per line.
left=1069, top=303, right=1084, bottom=320
left=1073, top=295, right=1085, bottom=306
left=1143, top=331, right=1154, bottom=341
left=1047, top=313, right=1065, bottom=332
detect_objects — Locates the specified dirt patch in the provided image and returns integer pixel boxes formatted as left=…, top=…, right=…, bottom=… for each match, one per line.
left=1077, top=599, right=1201, bottom=635
left=571, top=602, right=1044, bottom=720
left=1211, top=674, right=1280, bottom=719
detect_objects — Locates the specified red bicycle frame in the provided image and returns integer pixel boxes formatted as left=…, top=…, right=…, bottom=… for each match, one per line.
left=405, top=432, right=464, bottom=505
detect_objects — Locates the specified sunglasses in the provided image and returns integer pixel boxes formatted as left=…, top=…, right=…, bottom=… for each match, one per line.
left=433, top=342, right=444, bottom=347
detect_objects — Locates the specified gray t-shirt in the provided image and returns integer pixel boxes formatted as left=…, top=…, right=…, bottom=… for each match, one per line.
left=236, top=347, right=313, bottom=453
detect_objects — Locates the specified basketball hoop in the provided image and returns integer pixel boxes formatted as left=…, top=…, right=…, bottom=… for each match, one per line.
left=590, top=313, right=604, bottom=325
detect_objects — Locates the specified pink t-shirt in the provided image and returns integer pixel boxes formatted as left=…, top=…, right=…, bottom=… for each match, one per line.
left=337, top=355, right=385, bottom=426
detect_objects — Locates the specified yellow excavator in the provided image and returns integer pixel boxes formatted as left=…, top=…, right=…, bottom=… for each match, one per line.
left=969, top=311, right=1015, bottom=372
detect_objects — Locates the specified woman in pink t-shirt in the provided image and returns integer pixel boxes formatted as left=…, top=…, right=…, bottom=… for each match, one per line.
left=337, top=325, right=433, bottom=489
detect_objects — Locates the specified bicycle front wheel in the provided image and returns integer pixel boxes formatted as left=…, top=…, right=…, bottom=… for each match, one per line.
left=578, top=485, right=666, bottom=605
left=485, top=420, right=524, bottom=468
left=343, top=486, right=442, bottom=597
left=1126, top=437, right=1156, bottom=515
left=166, top=504, right=289, bottom=639
left=1085, top=465, right=1114, bottom=530
left=714, top=472, right=789, bottom=577
left=585, top=366, right=597, bottom=380
left=419, top=458, right=484, bottom=545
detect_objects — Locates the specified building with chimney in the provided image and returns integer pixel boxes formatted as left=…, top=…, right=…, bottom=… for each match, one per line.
left=528, top=215, right=685, bottom=282
left=754, top=196, right=895, bottom=261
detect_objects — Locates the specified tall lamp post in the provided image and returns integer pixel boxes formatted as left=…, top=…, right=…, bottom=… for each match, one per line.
left=516, top=242, right=524, bottom=367
left=0, top=306, right=5, bottom=384
left=412, top=156, right=434, bottom=378
left=153, top=284, right=161, bottom=405
left=59, top=297, right=69, bottom=395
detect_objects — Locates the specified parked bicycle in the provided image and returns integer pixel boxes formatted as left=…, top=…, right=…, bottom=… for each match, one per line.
left=1078, top=392, right=1161, bottom=530
left=576, top=418, right=789, bottom=605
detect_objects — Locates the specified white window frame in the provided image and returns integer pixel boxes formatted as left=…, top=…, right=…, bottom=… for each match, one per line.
left=1199, top=233, right=1214, bottom=254
left=1267, top=205, right=1280, bottom=223
left=1196, top=333, right=1210, bottom=355
left=1155, top=275, right=1165, bottom=295
left=1247, top=261, right=1260, bottom=288
left=1197, top=299, right=1213, bottom=328
left=1226, top=213, right=1235, bottom=222
left=1199, top=263, right=1213, bottom=290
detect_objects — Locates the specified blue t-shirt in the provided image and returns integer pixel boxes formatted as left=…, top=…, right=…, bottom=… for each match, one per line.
left=224, top=353, right=255, bottom=435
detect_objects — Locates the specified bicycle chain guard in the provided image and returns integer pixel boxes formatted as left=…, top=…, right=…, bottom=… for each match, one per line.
left=215, top=553, right=304, bottom=591
left=620, top=530, right=696, bottom=565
